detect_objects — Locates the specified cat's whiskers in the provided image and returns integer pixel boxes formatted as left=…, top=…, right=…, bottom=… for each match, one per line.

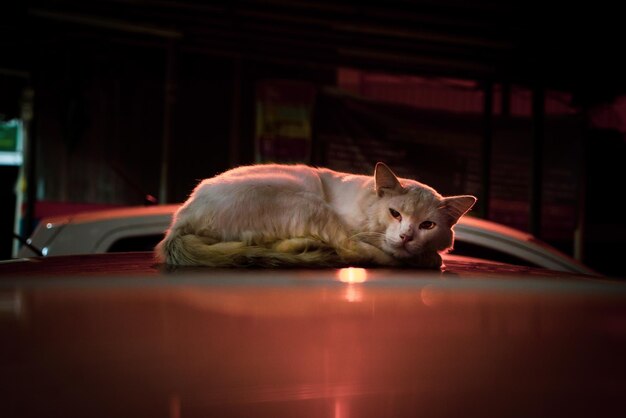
left=350, top=231, right=385, bottom=246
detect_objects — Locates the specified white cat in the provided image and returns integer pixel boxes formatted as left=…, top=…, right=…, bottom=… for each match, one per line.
left=155, top=162, right=476, bottom=268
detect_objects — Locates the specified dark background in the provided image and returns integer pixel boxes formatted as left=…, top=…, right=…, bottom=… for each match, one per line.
left=1, top=1, right=625, bottom=276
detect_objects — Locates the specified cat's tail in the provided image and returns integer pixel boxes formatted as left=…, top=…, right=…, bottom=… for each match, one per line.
left=155, top=232, right=344, bottom=267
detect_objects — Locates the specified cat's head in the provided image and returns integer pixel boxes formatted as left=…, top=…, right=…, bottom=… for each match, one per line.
left=372, top=162, right=476, bottom=260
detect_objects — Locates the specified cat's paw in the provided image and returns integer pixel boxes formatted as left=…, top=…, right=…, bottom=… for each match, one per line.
left=339, top=240, right=399, bottom=266
left=414, top=251, right=443, bottom=269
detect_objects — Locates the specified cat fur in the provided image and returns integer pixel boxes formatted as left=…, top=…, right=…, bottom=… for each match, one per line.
left=155, top=162, right=476, bottom=268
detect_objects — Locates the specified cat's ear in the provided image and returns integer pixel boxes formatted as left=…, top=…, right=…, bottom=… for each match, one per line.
left=374, top=162, right=403, bottom=197
left=441, top=195, right=477, bottom=224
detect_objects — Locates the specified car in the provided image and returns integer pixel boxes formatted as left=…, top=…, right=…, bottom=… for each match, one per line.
left=15, top=204, right=597, bottom=275
left=0, top=252, right=624, bottom=418
left=16, top=204, right=176, bottom=258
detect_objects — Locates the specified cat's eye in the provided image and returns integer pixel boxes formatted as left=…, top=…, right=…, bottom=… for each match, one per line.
left=419, top=221, right=436, bottom=230
left=389, top=208, right=402, bottom=220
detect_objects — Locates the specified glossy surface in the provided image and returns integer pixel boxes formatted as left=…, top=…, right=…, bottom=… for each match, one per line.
left=0, top=251, right=587, bottom=279
left=1, top=254, right=625, bottom=417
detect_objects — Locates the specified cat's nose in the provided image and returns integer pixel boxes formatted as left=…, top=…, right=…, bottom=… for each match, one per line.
left=400, top=232, right=413, bottom=243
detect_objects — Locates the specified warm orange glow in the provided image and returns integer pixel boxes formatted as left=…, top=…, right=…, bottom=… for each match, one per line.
left=337, top=268, right=367, bottom=303
left=337, top=267, right=367, bottom=283
left=344, top=285, right=363, bottom=303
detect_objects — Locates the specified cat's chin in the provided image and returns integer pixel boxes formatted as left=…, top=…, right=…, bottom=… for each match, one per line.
left=394, top=250, right=443, bottom=269
left=386, top=245, right=417, bottom=260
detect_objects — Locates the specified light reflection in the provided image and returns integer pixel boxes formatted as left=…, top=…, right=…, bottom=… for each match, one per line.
left=337, top=268, right=367, bottom=303
left=334, top=397, right=350, bottom=418
left=337, top=267, right=367, bottom=284
left=344, top=285, right=362, bottom=303
left=0, top=291, right=23, bottom=319
left=169, top=394, right=181, bottom=418
left=421, top=285, right=442, bottom=307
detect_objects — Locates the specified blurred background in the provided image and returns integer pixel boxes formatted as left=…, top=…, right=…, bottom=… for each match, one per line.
left=1, top=0, right=624, bottom=276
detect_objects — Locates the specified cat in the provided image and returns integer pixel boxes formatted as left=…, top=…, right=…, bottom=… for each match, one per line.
left=155, top=162, right=476, bottom=269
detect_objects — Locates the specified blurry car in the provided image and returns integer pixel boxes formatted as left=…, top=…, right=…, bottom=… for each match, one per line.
left=16, top=204, right=597, bottom=275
